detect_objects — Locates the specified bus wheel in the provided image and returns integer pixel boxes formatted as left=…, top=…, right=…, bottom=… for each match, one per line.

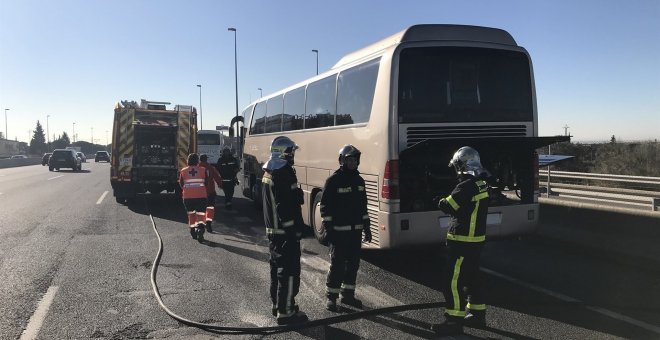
left=312, top=192, right=328, bottom=246
left=251, top=181, right=262, bottom=210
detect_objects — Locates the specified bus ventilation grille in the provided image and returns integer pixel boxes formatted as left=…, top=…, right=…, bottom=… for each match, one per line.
left=406, top=125, right=528, bottom=147
left=364, top=179, right=380, bottom=247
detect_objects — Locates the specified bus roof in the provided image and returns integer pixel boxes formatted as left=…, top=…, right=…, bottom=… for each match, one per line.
left=331, top=24, right=517, bottom=70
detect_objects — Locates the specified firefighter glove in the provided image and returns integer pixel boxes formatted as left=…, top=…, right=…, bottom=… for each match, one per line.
left=363, top=226, right=372, bottom=243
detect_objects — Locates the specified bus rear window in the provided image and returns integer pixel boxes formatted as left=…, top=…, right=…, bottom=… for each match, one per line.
left=398, top=47, right=533, bottom=123
left=198, top=133, right=221, bottom=145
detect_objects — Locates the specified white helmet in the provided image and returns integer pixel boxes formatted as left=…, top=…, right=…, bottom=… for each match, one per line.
left=448, top=146, right=484, bottom=176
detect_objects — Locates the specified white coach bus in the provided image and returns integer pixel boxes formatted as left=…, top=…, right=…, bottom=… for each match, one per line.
left=240, top=24, right=568, bottom=249
left=197, top=129, right=224, bottom=164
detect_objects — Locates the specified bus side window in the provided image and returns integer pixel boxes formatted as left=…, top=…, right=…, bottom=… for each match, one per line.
left=283, top=86, right=305, bottom=131
left=265, top=95, right=284, bottom=133
left=251, top=101, right=267, bottom=135
left=337, top=57, right=380, bottom=125
left=305, top=75, right=336, bottom=129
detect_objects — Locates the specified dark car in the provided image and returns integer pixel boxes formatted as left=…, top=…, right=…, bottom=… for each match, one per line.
left=42, top=153, right=52, bottom=166
left=95, top=151, right=110, bottom=162
left=77, top=152, right=87, bottom=162
left=49, top=149, right=82, bottom=171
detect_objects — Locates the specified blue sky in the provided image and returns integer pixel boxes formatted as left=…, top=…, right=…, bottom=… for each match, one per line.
left=0, top=0, right=658, bottom=144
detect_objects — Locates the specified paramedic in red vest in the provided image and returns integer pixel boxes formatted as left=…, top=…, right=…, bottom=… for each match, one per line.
left=178, top=153, right=210, bottom=241
left=199, top=154, right=223, bottom=232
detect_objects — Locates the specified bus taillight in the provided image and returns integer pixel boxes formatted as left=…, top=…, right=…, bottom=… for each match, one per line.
left=382, top=160, right=399, bottom=199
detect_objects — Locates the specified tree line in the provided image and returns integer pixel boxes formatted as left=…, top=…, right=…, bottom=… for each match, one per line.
left=537, top=137, right=660, bottom=177
left=27, top=120, right=109, bottom=155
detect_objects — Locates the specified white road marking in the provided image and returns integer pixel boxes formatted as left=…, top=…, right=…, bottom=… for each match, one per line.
left=20, top=285, right=59, bottom=340
left=96, top=190, right=109, bottom=204
left=47, top=175, right=64, bottom=181
left=481, top=267, right=660, bottom=335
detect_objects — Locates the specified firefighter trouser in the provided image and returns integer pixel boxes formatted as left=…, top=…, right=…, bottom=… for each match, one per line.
left=222, top=180, right=235, bottom=203
left=207, top=191, right=217, bottom=206
left=443, top=240, right=485, bottom=319
left=269, top=237, right=301, bottom=316
left=326, top=234, right=362, bottom=299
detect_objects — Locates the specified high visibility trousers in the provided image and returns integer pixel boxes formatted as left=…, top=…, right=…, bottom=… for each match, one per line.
left=269, top=237, right=302, bottom=316
left=183, top=198, right=207, bottom=228
left=326, top=235, right=362, bottom=299
left=443, top=240, right=485, bottom=319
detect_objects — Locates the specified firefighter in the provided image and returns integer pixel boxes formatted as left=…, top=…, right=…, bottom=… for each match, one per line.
left=262, top=136, right=308, bottom=325
left=178, top=153, right=211, bottom=242
left=199, top=154, right=223, bottom=232
left=216, top=147, right=239, bottom=210
left=431, top=146, right=490, bottom=335
left=321, top=144, right=372, bottom=312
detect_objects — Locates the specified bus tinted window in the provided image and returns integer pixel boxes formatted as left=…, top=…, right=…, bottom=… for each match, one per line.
left=197, top=133, right=221, bottom=145
left=398, top=47, right=533, bottom=123
left=283, top=87, right=305, bottom=131
left=250, top=101, right=266, bottom=135
left=305, top=75, right=336, bottom=129
left=265, top=95, right=283, bottom=133
left=337, top=58, right=380, bottom=125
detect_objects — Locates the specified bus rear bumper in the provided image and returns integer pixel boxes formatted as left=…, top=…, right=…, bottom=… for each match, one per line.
left=375, top=204, right=539, bottom=249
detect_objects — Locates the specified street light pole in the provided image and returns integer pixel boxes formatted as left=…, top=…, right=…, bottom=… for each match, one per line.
left=312, top=49, right=319, bottom=75
left=196, top=84, right=203, bottom=130
left=228, top=27, right=240, bottom=158
left=258, top=87, right=262, bottom=98
left=72, top=122, right=75, bottom=143
left=91, top=127, right=94, bottom=144
left=46, top=115, right=50, bottom=151
left=4, top=108, right=8, bottom=140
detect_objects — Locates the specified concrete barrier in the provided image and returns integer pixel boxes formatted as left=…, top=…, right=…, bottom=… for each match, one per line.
left=0, top=158, right=43, bottom=169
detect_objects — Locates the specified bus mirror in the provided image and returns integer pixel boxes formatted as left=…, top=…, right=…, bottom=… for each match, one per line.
left=229, top=127, right=234, bottom=137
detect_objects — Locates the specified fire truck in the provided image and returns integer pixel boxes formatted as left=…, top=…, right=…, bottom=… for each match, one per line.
left=110, top=99, right=197, bottom=203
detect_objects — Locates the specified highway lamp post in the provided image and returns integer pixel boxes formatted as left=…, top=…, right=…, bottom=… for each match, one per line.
left=196, top=84, right=203, bottom=129
left=91, top=127, right=94, bottom=144
left=228, top=27, right=240, bottom=158
left=312, top=49, right=319, bottom=75
left=72, top=122, right=75, bottom=143
left=4, top=108, right=8, bottom=140
left=46, top=115, right=50, bottom=151
left=258, top=87, right=262, bottom=98
left=106, top=130, right=108, bottom=150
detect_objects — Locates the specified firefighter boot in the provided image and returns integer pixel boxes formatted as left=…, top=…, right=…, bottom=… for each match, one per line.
left=189, top=227, right=197, bottom=239
left=276, top=311, right=308, bottom=325
left=326, top=298, right=338, bottom=312
left=464, top=310, right=486, bottom=327
left=431, top=318, right=463, bottom=335
left=340, top=295, right=363, bottom=309
left=271, top=304, right=277, bottom=317
left=205, top=220, right=213, bottom=232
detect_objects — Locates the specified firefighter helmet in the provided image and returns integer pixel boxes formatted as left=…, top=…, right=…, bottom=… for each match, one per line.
left=448, top=146, right=483, bottom=176
left=338, top=144, right=361, bottom=166
left=263, top=136, right=298, bottom=171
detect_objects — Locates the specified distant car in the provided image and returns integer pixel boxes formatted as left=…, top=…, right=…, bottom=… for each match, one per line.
left=49, top=149, right=82, bottom=171
left=95, top=151, right=110, bottom=162
left=10, top=155, right=28, bottom=159
left=42, top=153, right=52, bottom=166
left=77, top=152, right=87, bottom=162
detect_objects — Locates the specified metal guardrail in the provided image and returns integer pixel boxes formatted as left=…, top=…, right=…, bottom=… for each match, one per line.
left=539, top=169, right=660, bottom=212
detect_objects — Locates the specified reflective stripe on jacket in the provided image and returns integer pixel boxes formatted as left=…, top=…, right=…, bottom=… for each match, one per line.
left=439, top=178, right=489, bottom=242
left=179, top=166, right=208, bottom=199
left=262, top=166, right=303, bottom=239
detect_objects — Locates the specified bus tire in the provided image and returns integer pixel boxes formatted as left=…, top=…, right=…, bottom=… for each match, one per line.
left=312, top=192, right=329, bottom=246
left=251, top=181, right=262, bottom=210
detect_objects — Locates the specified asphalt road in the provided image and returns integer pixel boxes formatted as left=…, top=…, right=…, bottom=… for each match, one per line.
left=0, top=163, right=658, bottom=339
